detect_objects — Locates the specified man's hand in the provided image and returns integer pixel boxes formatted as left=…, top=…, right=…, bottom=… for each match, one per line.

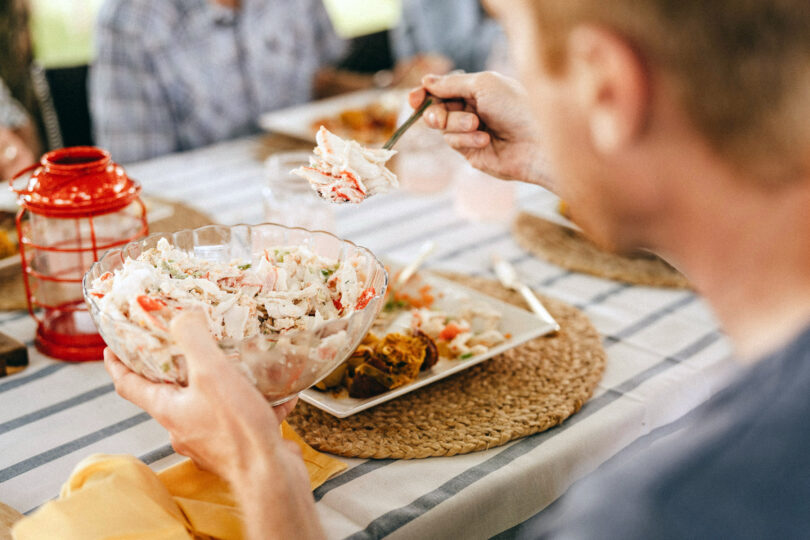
left=0, top=127, right=36, bottom=180
left=105, top=311, right=324, bottom=540
left=408, top=71, right=553, bottom=189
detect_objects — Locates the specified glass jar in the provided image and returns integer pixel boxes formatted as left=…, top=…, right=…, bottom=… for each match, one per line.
left=452, top=162, right=516, bottom=223
left=262, top=151, right=336, bottom=233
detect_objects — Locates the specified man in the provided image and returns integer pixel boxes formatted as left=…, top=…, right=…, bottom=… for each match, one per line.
left=106, top=0, right=810, bottom=538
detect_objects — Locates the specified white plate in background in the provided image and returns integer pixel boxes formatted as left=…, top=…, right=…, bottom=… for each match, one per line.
left=258, top=88, right=407, bottom=143
left=523, top=193, right=581, bottom=231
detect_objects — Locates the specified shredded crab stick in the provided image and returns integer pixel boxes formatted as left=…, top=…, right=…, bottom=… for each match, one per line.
left=292, top=126, right=398, bottom=204
left=88, top=238, right=375, bottom=378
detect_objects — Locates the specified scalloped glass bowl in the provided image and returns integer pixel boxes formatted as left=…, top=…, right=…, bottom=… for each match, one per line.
left=83, top=223, right=388, bottom=404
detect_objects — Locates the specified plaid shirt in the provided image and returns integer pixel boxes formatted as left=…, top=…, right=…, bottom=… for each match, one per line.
left=90, top=0, right=347, bottom=163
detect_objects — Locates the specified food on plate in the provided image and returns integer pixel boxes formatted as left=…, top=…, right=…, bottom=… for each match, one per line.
left=316, top=330, right=438, bottom=398
left=314, top=272, right=507, bottom=398
left=377, top=276, right=507, bottom=359
left=557, top=199, right=571, bottom=220
left=311, top=102, right=397, bottom=144
left=410, top=307, right=506, bottom=359
left=87, top=238, right=375, bottom=381
left=0, top=231, right=16, bottom=259
left=292, top=126, right=398, bottom=204
left=0, top=212, right=19, bottom=259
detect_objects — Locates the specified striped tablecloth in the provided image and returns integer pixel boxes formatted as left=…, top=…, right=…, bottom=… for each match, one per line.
left=0, top=136, right=739, bottom=539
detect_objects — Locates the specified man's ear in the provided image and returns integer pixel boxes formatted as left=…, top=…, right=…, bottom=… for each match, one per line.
left=567, top=24, right=649, bottom=154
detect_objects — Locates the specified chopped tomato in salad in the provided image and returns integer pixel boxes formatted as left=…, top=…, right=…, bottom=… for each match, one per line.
left=355, top=287, right=375, bottom=310
left=136, top=295, right=166, bottom=312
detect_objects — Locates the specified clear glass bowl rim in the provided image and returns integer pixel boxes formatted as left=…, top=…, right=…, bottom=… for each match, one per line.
left=82, top=222, right=389, bottom=337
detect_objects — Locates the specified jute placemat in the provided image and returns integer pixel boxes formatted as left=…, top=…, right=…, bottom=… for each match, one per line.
left=0, top=198, right=215, bottom=312
left=287, top=273, right=606, bottom=459
left=513, top=211, right=690, bottom=289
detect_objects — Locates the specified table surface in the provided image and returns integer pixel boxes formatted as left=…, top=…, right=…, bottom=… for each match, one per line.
left=0, top=135, right=739, bottom=539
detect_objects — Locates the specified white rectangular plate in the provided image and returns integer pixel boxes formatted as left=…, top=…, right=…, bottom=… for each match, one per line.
left=258, top=88, right=407, bottom=143
left=299, top=272, right=558, bottom=417
left=524, top=192, right=581, bottom=232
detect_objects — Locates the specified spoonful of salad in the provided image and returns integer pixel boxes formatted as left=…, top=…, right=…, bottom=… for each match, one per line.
left=292, top=98, right=433, bottom=204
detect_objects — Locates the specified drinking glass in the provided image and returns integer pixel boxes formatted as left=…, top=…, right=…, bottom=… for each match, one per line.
left=452, top=162, right=516, bottom=222
left=262, top=151, right=336, bottom=233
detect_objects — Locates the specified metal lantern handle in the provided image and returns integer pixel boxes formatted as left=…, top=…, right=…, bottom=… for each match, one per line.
left=10, top=165, right=40, bottom=321
left=8, top=162, right=40, bottom=194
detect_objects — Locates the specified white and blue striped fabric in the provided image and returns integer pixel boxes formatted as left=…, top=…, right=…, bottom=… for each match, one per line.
left=0, top=136, right=739, bottom=538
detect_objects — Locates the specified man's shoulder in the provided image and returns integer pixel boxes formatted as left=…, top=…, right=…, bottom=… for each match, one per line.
left=97, top=0, right=197, bottom=36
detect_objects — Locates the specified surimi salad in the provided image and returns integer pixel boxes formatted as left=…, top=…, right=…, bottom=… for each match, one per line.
left=292, top=126, right=398, bottom=204
left=88, top=238, right=375, bottom=380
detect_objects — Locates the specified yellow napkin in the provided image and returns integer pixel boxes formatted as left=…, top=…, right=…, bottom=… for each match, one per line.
left=12, top=422, right=346, bottom=540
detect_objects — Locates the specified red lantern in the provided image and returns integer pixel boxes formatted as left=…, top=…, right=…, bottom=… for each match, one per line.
left=10, top=147, right=148, bottom=361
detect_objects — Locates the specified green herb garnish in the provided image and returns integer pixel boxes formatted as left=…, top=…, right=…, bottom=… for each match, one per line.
left=460, top=352, right=474, bottom=359
left=383, top=299, right=407, bottom=312
left=161, top=260, right=187, bottom=278
left=238, top=263, right=252, bottom=270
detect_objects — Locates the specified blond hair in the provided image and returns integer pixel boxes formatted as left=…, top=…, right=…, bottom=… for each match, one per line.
left=530, top=0, right=810, bottom=185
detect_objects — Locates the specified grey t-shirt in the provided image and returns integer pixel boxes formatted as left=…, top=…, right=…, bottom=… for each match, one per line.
left=518, top=324, right=810, bottom=539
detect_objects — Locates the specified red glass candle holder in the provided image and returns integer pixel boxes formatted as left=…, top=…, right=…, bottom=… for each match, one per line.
left=10, top=147, right=148, bottom=361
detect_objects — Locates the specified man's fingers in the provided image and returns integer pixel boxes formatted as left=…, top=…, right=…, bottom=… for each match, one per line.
left=407, top=87, right=427, bottom=109
left=444, top=131, right=490, bottom=149
left=284, top=440, right=303, bottom=459
left=272, top=396, right=298, bottom=422
left=424, top=103, right=447, bottom=129
left=445, top=111, right=479, bottom=133
left=104, top=348, right=175, bottom=415
left=170, top=310, right=228, bottom=382
left=422, top=72, right=479, bottom=100
left=423, top=106, right=480, bottom=133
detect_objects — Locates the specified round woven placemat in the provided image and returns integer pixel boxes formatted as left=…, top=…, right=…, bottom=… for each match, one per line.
left=287, top=273, right=606, bottom=459
left=0, top=198, right=215, bottom=312
left=513, top=211, right=690, bottom=289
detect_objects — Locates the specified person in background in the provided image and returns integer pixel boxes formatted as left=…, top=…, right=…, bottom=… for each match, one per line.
left=316, top=0, right=502, bottom=94
left=0, top=0, right=61, bottom=179
left=393, top=0, right=500, bottom=75
left=89, top=0, right=347, bottom=164
left=105, top=0, right=810, bottom=537
left=0, top=80, right=37, bottom=180
left=90, top=0, right=502, bottom=164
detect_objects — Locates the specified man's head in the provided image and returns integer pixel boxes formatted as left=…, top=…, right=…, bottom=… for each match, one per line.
left=487, top=0, right=810, bottom=252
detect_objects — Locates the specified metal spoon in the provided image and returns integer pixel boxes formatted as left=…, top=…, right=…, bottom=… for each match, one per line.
left=383, top=98, right=433, bottom=150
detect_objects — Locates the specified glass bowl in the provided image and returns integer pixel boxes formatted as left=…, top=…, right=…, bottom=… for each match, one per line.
left=82, top=223, right=388, bottom=404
